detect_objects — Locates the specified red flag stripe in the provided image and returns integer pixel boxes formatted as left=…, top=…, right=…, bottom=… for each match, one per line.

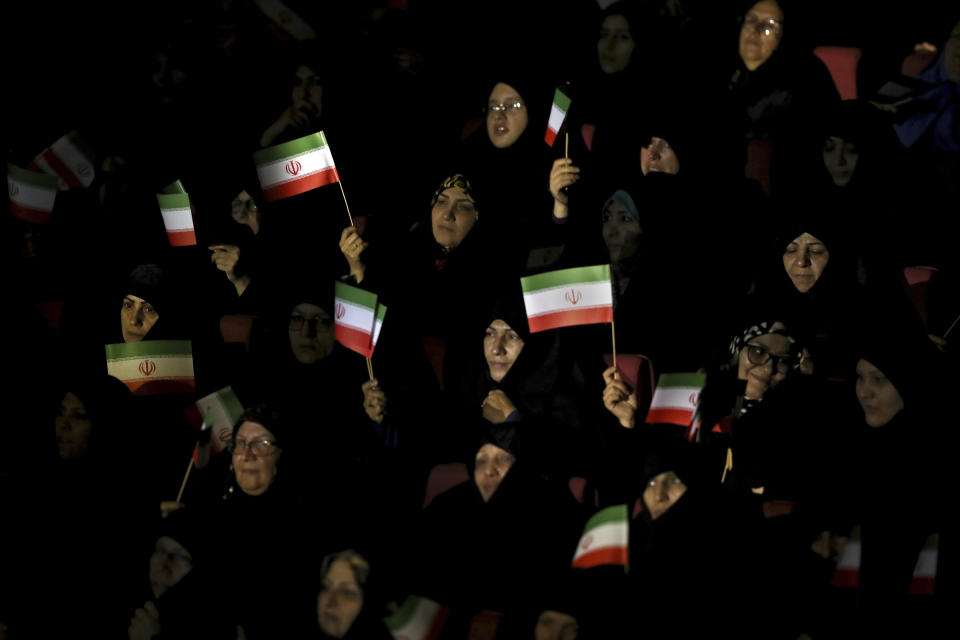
left=527, top=307, right=612, bottom=333
left=10, top=202, right=52, bottom=224
left=572, top=545, right=628, bottom=569
left=167, top=230, right=197, bottom=247
left=646, top=407, right=694, bottom=426
left=40, top=149, right=83, bottom=189
left=262, top=167, right=339, bottom=202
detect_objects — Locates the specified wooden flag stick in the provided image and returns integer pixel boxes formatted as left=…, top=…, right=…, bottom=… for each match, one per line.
left=175, top=452, right=194, bottom=503
left=337, top=179, right=355, bottom=227
left=564, top=132, right=569, bottom=159
left=944, top=311, right=960, bottom=339
left=610, top=318, right=618, bottom=375
left=366, top=357, right=374, bottom=381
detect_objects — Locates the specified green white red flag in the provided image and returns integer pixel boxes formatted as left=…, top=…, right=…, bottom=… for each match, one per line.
left=544, top=88, right=572, bottom=147
left=192, top=415, right=213, bottom=469
left=156, top=180, right=196, bottom=246
left=520, top=264, right=613, bottom=333
left=370, top=302, right=388, bottom=355
left=8, top=163, right=58, bottom=224
left=832, top=529, right=938, bottom=595
left=384, top=595, right=450, bottom=640
left=647, top=373, right=706, bottom=426
left=334, top=281, right=379, bottom=357
left=105, top=340, right=195, bottom=396
left=28, top=131, right=95, bottom=190
left=253, top=131, right=339, bottom=202
left=252, top=0, right=317, bottom=41
left=572, top=504, right=629, bottom=569
left=187, top=386, right=245, bottom=454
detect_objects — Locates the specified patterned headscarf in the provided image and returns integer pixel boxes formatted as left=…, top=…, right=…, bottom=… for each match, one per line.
left=728, top=320, right=795, bottom=360
left=430, top=173, right=478, bottom=216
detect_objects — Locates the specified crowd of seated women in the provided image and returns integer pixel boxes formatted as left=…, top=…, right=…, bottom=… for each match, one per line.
left=2, top=1, right=958, bottom=638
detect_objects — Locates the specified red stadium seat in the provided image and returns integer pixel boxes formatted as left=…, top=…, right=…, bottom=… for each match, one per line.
left=814, top=46, right=862, bottom=100
left=220, top=314, right=256, bottom=351
left=423, top=462, right=469, bottom=509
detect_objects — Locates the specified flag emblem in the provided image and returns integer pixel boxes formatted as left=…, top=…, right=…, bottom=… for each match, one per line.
left=139, top=360, right=157, bottom=376
left=285, top=160, right=301, bottom=175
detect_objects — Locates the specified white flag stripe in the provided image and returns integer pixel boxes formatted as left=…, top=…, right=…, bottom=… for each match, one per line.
left=8, top=177, right=56, bottom=210
left=372, top=317, right=384, bottom=346
left=836, top=540, right=937, bottom=578
left=160, top=207, right=194, bottom=231
left=106, top=355, right=193, bottom=381
left=257, top=146, right=335, bottom=188
left=650, top=386, right=701, bottom=410
left=52, top=136, right=94, bottom=186
left=522, top=281, right=612, bottom=317
left=547, top=104, right=567, bottom=133
left=334, top=299, right=376, bottom=333
left=572, top=522, right=628, bottom=561
left=30, top=155, right=65, bottom=189
left=393, top=600, right=443, bottom=638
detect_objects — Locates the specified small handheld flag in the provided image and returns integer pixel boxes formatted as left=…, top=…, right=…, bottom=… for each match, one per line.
left=647, top=373, right=706, bottom=426
left=334, top=281, right=379, bottom=357
left=520, top=265, right=613, bottom=333
left=105, top=340, right=195, bottom=396
left=156, top=180, right=197, bottom=246
left=254, top=131, right=339, bottom=202
left=7, top=163, right=58, bottom=224
left=384, top=595, right=450, bottom=640
left=545, top=88, right=572, bottom=147
left=187, top=386, right=245, bottom=454
left=28, top=131, right=95, bottom=190
left=572, top=504, right=629, bottom=569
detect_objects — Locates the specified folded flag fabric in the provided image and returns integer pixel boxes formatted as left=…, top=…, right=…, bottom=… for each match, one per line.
left=334, top=281, right=378, bottom=357
left=521, top=264, right=613, bottom=333
left=252, top=0, right=317, bottom=41
left=832, top=528, right=938, bottom=595
left=8, top=163, right=58, bottom=224
left=192, top=415, right=213, bottom=469
left=157, top=180, right=196, bottom=246
left=545, top=88, right=572, bottom=147
left=187, top=386, right=245, bottom=454
left=105, top=340, right=195, bottom=396
left=384, top=595, right=450, bottom=640
left=370, top=303, right=387, bottom=356
left=254, top=131, right=338, bottom=202
left=572, top=504, right=629, bottom=569
left=647, top=373, right=707, bottom=426
left=28, top=131, right=95, bottom=190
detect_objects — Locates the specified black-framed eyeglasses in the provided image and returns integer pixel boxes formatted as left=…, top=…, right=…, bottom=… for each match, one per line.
left=230, top=438, right=278, bottom=456
left=289, top=315, right=332, bottom=332
left=231, top=199, right=259, bottom=213
left=744, top=343, right=796, bottom=372
left=741, top=14, right=784, bottom=38
left=485, top=102, right=524, bottom=115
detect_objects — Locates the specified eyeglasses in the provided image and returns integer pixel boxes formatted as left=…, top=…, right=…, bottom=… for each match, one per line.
left=289, top=315, right=332, bottom=332
left=230, top=438, right=278, bottom=456
left=486, top=102, right=524, bottom=115
left=741, top=14, right=783, bottom=38
left=231, top=199, right=259, bottom=213
left=744, top=343, right=796, bottom=372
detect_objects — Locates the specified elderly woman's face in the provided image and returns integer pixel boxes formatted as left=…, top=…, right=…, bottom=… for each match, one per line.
left=737, top=332, right=792, bottom=399
left=121, top=294, right=159, bottom=342
left=317, top=558, right=364, bottom=638
left=855, top=359, right=905, bottom=427
left=232, top=421, right=281, bottom=496
left=783, top=232, right=830, bottom=293
left=55, top=391, right=92, bottom=461
left=598, top=14, right=635, bottom=74
left=486, top=82, right=528, bottom=149
left=484, top=319, right=525, bottom=382
left=289, top=303, right=335, bottom=365
left=149, top=536, right=193, bottom=600
left=643, top=470, right=688, bottom=520
left=475, top=442, right=516, bottom=502
left=738, top=0, right=784, bottom=71
left=602, top=198, right=641, bottom=263
left=431, top=187, right=477, bottom=251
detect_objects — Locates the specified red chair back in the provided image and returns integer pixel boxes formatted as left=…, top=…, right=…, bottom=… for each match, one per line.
left=422, top=462, right=469, bottom=509
left=220, top=314, right=255, bottom=351
left=813, top=46, right=862, bottom=100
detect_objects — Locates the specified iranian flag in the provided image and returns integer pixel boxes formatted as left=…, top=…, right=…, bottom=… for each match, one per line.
left=832, top=529, right=938, bottom=595
left=29, top=131, right=95, bottom=190
left=187, top=386, right=245, bottom=455
left=521, top=264, right=613, bottom=333
left=572, top=504, right=629, bottom=569
left=7, top=163, right=58, bottom=224
left=192, top=415, right=213, bottom=469
left=647, top=373, right=706, bottom=426
left=156, top=180, right=196, bottom=246
left=370, top=303, right=388, bottom=356
left=384, top=595, right=450, bottom=640
left=105, top=340, right=195, bottom=396
left=334, top=281, right=378, bottom=357
left=253, top=0, right=317, bottom=41
left=254, top=131, right=339, bottom=202
left=544, top=88, right=572, bottom=147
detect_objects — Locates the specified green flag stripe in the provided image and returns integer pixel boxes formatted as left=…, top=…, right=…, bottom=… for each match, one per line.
left=586, top=504, right=628, bottom=531
left=384, top=595, right=421, bottom=629
left=335, top=281, right=377, bottom=308
left=7, top=163, right=58, bottom=189
left=658, top=373, right=706, bottom=388
left=553, top=89, right=572, bottom=112
left=157, top=193, right=191, bottom=209
left=521, top=265, right=611, bottom=293
left=375, top=304, right=388, bottom=321
left=105, top=340, right=193, bottom=359
left=162, top=179, right=186, bottom=194
left=253, top=131, right=329, bottom=165
left=218, top=388, right=245, bottom=418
